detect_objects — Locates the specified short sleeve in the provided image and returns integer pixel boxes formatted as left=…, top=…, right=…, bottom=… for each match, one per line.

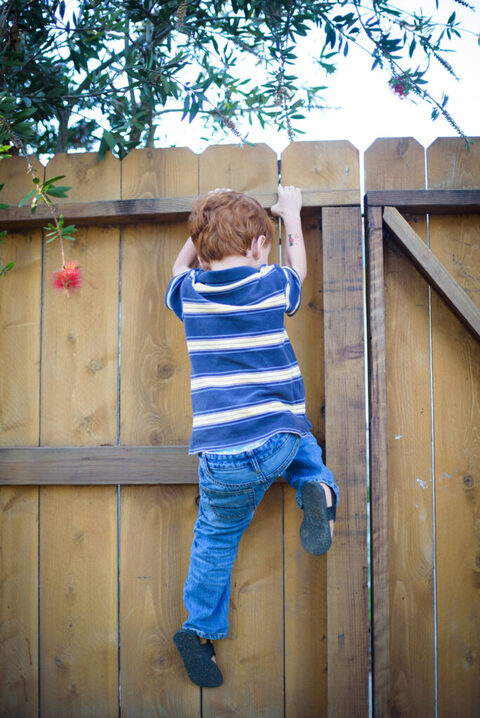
left=281, top=266, right=302, bottom=316
left=165, top=270, right=189, bottom=320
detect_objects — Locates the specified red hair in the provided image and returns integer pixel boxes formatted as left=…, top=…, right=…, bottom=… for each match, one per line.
left=188, top=191, right=274, bottom=263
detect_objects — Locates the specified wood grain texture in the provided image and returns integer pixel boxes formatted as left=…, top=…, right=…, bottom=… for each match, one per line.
left=366, top=137, right=435, bottom=717
left=427, top=137, right=480, bottom=190
left=281, top=141, right=333, bottom=718
left=119, top=148, right=199, bottom=715
left=203, top=486, right=284, bottom=718
left=0, top=157, right=42, bottom=445
left=120, top=148, right=198, bottom=446
left=366, top=189, right=480, bottom=214
left=41, top=152, right=120, bottom=446
left=365, top=204, right=389, bottom=715
left=0, top=446, right=198, bottom=484
left=427, top=138, right=480, bottom=718
left=365, top=138, right=426, bottom=191
left=0, top=190, right=360, bottom=229
left=120, top=484, right=200, bottom=717
left=199, top=143, right=278, bottom=195
left=0, top=157, right=42, bottom=717
left=0, top=487, right=38, bottom=717
left=39, top=152, right=120, bottom=716
left=322, top=205, right=368, bottom=717
left=40, top=486, right=118, bottom=717
left=383, top=206, right=480, bottom=342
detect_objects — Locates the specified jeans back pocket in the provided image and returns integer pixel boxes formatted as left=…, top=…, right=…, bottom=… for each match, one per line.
left=201, top=486, right=255, bottom=521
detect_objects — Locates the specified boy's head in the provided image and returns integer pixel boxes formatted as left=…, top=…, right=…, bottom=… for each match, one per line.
left=188, top=190, right=274, bottom=263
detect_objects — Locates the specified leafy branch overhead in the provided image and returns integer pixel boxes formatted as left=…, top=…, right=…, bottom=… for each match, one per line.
left=0, top=0, right=476, bottom=157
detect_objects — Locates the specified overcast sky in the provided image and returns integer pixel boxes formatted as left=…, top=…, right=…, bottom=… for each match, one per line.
left=156, top=0, right=479, bottom=155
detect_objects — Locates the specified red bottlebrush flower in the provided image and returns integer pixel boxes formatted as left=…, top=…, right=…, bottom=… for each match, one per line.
left=52, top=261, right=82, bottom=292
left=389, top=74, right=410, bottom=99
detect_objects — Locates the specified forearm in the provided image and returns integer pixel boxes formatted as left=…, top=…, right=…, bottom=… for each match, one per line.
left=282, top=213, right=307, bottom=283
left=172, top=237, right=199, bottom=276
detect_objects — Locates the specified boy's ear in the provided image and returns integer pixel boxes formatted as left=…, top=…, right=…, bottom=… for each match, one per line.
left=250, top=235, right=267, bottom=259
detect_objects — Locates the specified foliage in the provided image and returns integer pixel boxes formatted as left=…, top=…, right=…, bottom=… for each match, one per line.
left=0, top=0, right=476, bottom=158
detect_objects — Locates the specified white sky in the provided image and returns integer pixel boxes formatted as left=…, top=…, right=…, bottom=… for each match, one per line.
left=156, top=0, right=479, bottom=155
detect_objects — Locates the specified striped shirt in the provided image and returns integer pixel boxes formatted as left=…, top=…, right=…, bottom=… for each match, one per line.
left=165, top=264, right=312, bottom=453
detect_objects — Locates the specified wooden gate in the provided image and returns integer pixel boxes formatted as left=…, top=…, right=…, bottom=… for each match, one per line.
left=366, top=138, right=480, bottom=718
left=0, top=142, right=367, bottom=717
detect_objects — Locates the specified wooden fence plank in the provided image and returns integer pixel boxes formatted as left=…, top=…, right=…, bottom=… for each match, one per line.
left=365, top=137, right=435, bottom=718
left=365, top=204, right=389, bottom=715
left=322, top=205, right=368, bottom=716
left=120, top=148, right=197, bottom=447
left=0, top=190, right=361, bottom=228
left=0, top=446, right=198, bottom=484
left=40, top=486, right=118, bottom=717
left=427, top=137, right=480, bottom=718
left=366, top=189, right=480, bottom=214
left=39, top=152, right=120, bottom=716
left=281, top=140, right=355, bottom=718
left=0, top=156, right=42, bottom=717
left=120, top=147, right=200, bottom=716
left=0, top=488, right=39, bottom=716
left=120, top=485, right=200, bottom=717
left=383, top=206, right=480, bottom=342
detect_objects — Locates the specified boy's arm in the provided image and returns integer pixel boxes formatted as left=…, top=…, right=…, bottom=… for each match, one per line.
left=172, top=237, right=199, bottom=276
left=271, top=185, right=307, bottom=283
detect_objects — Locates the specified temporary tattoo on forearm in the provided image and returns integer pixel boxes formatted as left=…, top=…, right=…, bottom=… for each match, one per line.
left=288, top=233, right=296, bottom=246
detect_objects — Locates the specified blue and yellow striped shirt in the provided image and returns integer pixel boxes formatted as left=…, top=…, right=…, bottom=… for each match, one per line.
left=165, top=264, right=311, bottom=453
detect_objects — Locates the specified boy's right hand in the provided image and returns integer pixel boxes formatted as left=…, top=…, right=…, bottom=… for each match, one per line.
left=271, top=185, right=302, bottom=218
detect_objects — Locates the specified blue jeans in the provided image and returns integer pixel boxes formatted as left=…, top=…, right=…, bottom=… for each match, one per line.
left=182, top=432, right=338, bottom=639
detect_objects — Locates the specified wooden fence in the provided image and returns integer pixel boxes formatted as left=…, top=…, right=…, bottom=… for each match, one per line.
left=0, top=138, right=478, bottom=717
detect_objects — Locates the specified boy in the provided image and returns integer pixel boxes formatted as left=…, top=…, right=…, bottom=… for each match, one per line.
left=165, top=185, right=338, bottom=688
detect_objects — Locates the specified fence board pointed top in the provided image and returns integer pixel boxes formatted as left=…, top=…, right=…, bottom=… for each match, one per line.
left=44, top=151, right=120, bottom=202
left=365, top=138, right=425, bottom=191
left=281, top=140, right=359, bottom=190
left=121, top=147, right=198, bottom=199
left=0, top=155, right=44, bottom=202
left=427, top=137, right=480, bottom=190
left=199, top=143, right=278, bottom=196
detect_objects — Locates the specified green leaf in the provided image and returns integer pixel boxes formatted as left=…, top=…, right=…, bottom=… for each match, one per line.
left=0, top=202, right=9, bottom=209
left=19, top=190, right=37, bottom=207
left=45, top=186, right=71, bottom=198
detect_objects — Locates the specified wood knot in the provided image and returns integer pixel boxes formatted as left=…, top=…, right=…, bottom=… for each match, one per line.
left=465, top=650, right=475, bottom=666
left=463, top=475, right=475, bottom=490
left=67, top=332, right=75, bottom=343
left=149, top=429, right=163, bottom=445
left=87, top=358, right=105, bottom=373
left=157, top=362, right=174, bottom=380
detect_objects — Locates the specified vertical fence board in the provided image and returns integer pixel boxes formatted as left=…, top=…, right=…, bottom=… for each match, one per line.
left=281, top=141, right=348, bottom=718
left=120, top=148, right=200, bottom=716
left=427, top=138, right=480, bottom=718
left=0, top=488, right=39, bottom=716
left=197, top=144, right=285, bottom=717
left=365, top=204, right=389, bottom=715
left=120, top=148, right=198, bottom=446
left=322, top=204, right=368, bottom=717
left=39, top=152, right=119, bottom=717
left=40, top=486, right=118, bottom=717
left=365, top=138, right=435, bottom=717
left=0, top=156, right=43, bottom=717
left=41, top=152, right=120, bottom=445
left=120, top=485, right=200, bottom=717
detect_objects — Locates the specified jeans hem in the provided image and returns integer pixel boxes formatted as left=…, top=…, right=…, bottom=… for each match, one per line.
left=184, top=627, right=228, bottom=640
